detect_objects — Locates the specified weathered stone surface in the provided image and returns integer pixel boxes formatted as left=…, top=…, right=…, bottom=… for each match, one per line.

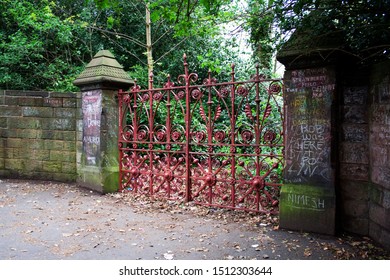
left=280, top=184, right=336, bottom=235
left=340, top=143, right=369, bottom=164
left=0, top=129, right=16, bottom=138
left=73, top=50, right=133, bottom=89
left=17, top=97, right=44, bottom=107
left=339, top=180, right=369, bottom=201
left=62, top=131, right=76, bottom=141
left=62, top=162, right=76, bottom=174
left=50, top=151, right=75, bottom=162
left=284, top=67, right=335, bottom=187
left=62, top=98, right=77, bottom=108
left=371, top=167, right=390, bottom=190
left=73, top=50, right=132, bottom=193
left=5, top=90, right=49, bottom=97
left=369, top=221, right=390, bottom=250
left=341, top=124, right=368, bottom=143
left=0, top=89, right=4, bottom=105
left=343, top=86, right=368, bottom=105
left=278, top=29, right=390, bottom=250
left=383, top=191, right=390, bottom=209
left=340, top=163, right=369, bottom=181
left=341, top=199, right=369, bottom=218
left=42, top=161, right=62, bottom=173
left=63, top=141, right=76, bottom=151
left=43, top=98, right=63, bottom=107
left=54, top=108, right=76, bottom=118
left=0, top=117, right=7, bottom=128
left=22, top=107, right=53, bottom=117
left=44, top=140, right=64, bottom=150
left=5, top=159, right=24, bottom=170
left=41, top=118, right=76, bottom=131
left=5, top=138, right=23, bottom=148
left=0, top=106, right=22, bottom=117
left=342, top=105, right=368, bottom=124
left=0, top=90, right=81, bottom=182
left=342, top=217, right=369, bottom=236
left=50, top=92, right=75, bottom=98
left=369, top=203, right=390, bottom=230
left=9, top=118, right=42, bottom=129
left=16, top=129, right=38, bottom=139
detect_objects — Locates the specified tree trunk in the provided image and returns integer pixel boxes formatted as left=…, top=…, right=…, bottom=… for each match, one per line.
left=146, top=2, right=153, bottom=83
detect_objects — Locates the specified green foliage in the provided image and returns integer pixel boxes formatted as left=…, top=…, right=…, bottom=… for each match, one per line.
left=0, top=0, right=90, bottom=91
left=253, top=0, right=390, bottom=63
left=246, top=0, right=275, bottom=71
left=0, top=0, right=252, bottom=91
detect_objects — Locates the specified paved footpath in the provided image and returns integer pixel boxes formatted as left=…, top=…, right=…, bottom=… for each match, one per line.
left=0, top=179, right=388, bottom=260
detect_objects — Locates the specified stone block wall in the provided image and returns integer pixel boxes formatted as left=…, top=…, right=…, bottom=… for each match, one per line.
left=368, top=61, right=390, bottom=249
left=0, top=90, right=81, bottom=182
left=338, top=70, right=370, bottom=235
left=278, top=53, right=390, bottom=250
left=338, top=61, right=390, bottom=249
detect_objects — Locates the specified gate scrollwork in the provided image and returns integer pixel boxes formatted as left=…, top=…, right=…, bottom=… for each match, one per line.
left=118, top=55, right=284, bottom=213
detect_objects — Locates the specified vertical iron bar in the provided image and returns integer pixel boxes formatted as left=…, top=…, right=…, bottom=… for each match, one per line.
left=207, top=70, right=213, bottom=204
left=254, top=65, right=261, bottom=211
left=184, top=54, right=191, bottom=202
left=255, top=65, right=261, bottom=177
left=230, top=64, right=236, bottom=209
left=132, top=84, right=139, bottom=193
left=166, top=76, right=172, bottom=198
left=149, top=72, right=154, bottom=195
left=117, top=55, right=283, bottom=213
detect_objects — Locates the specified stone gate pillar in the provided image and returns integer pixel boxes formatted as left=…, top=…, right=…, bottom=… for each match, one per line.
left=277, top=40, right=340, bottom=235
left=73, top=50, right=133, bottom=193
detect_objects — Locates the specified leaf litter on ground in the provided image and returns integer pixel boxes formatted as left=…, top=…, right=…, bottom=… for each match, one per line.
left=2, top=179, right=389, bottom=260
left=108, top=191, right=390, bottom=260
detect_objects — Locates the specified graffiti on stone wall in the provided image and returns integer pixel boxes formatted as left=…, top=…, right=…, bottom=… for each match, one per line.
left=287, top=122, right=332, bottom=182
left=370, top=75, right=390, bottom=187
left=82, top=90, right=102, bottom=165
left=285, top=67, right=335, bottom=184
left=287, top=193, right=326, bottom=211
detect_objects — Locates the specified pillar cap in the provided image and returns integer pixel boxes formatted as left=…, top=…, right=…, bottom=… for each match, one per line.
left=73, top=50, right=133, bottom=89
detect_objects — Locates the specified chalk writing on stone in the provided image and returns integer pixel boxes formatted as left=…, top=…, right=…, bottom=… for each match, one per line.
left=287, top=122, right=331, bottom=181
left=285, top=67, right=335, bottom=184
left=343, top=87, right=367, bottom=105
left=44, top=98, right=62, bottom=107
left=82, top=90, right=102, bottom=165
left=378, top=77, right=390, bottom=103
left=287, top=193, right=326, bottom=211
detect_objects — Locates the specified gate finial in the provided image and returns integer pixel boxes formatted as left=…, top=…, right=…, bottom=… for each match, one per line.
left=183, top=53, right=188, bottom=67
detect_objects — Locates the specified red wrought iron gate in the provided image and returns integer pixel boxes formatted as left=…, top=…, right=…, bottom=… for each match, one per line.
left=118, top=55, right=284, bottom=213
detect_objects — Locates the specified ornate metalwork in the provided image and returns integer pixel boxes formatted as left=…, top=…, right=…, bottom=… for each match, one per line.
left=118, top=55, right=284, bottom=213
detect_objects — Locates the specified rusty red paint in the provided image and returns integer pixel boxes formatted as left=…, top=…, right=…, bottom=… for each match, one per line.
left=118, top=55, right=284, bottom=214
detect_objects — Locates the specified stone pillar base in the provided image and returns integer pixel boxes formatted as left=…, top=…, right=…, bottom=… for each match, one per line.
left=73, top=50, right=133, bottom=194
left=279, top=184, right=336, bottom=235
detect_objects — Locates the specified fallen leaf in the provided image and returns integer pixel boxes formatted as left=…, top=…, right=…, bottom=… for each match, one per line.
left=164, top=252, right=174, bottom=260
left=304, top=248, right=312, bottom=257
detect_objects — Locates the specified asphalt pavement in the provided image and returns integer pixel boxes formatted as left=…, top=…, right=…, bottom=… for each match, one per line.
left=0, top=179, right=388, bottom=260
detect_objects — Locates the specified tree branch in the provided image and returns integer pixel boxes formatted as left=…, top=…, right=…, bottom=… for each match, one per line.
left=89, top=26, right=146, bottom=48
left=100, top=32, right=147, bottom=66
left=152, top=28, right=174, bottom=46
left=154, top=37, right=187, bottom=63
